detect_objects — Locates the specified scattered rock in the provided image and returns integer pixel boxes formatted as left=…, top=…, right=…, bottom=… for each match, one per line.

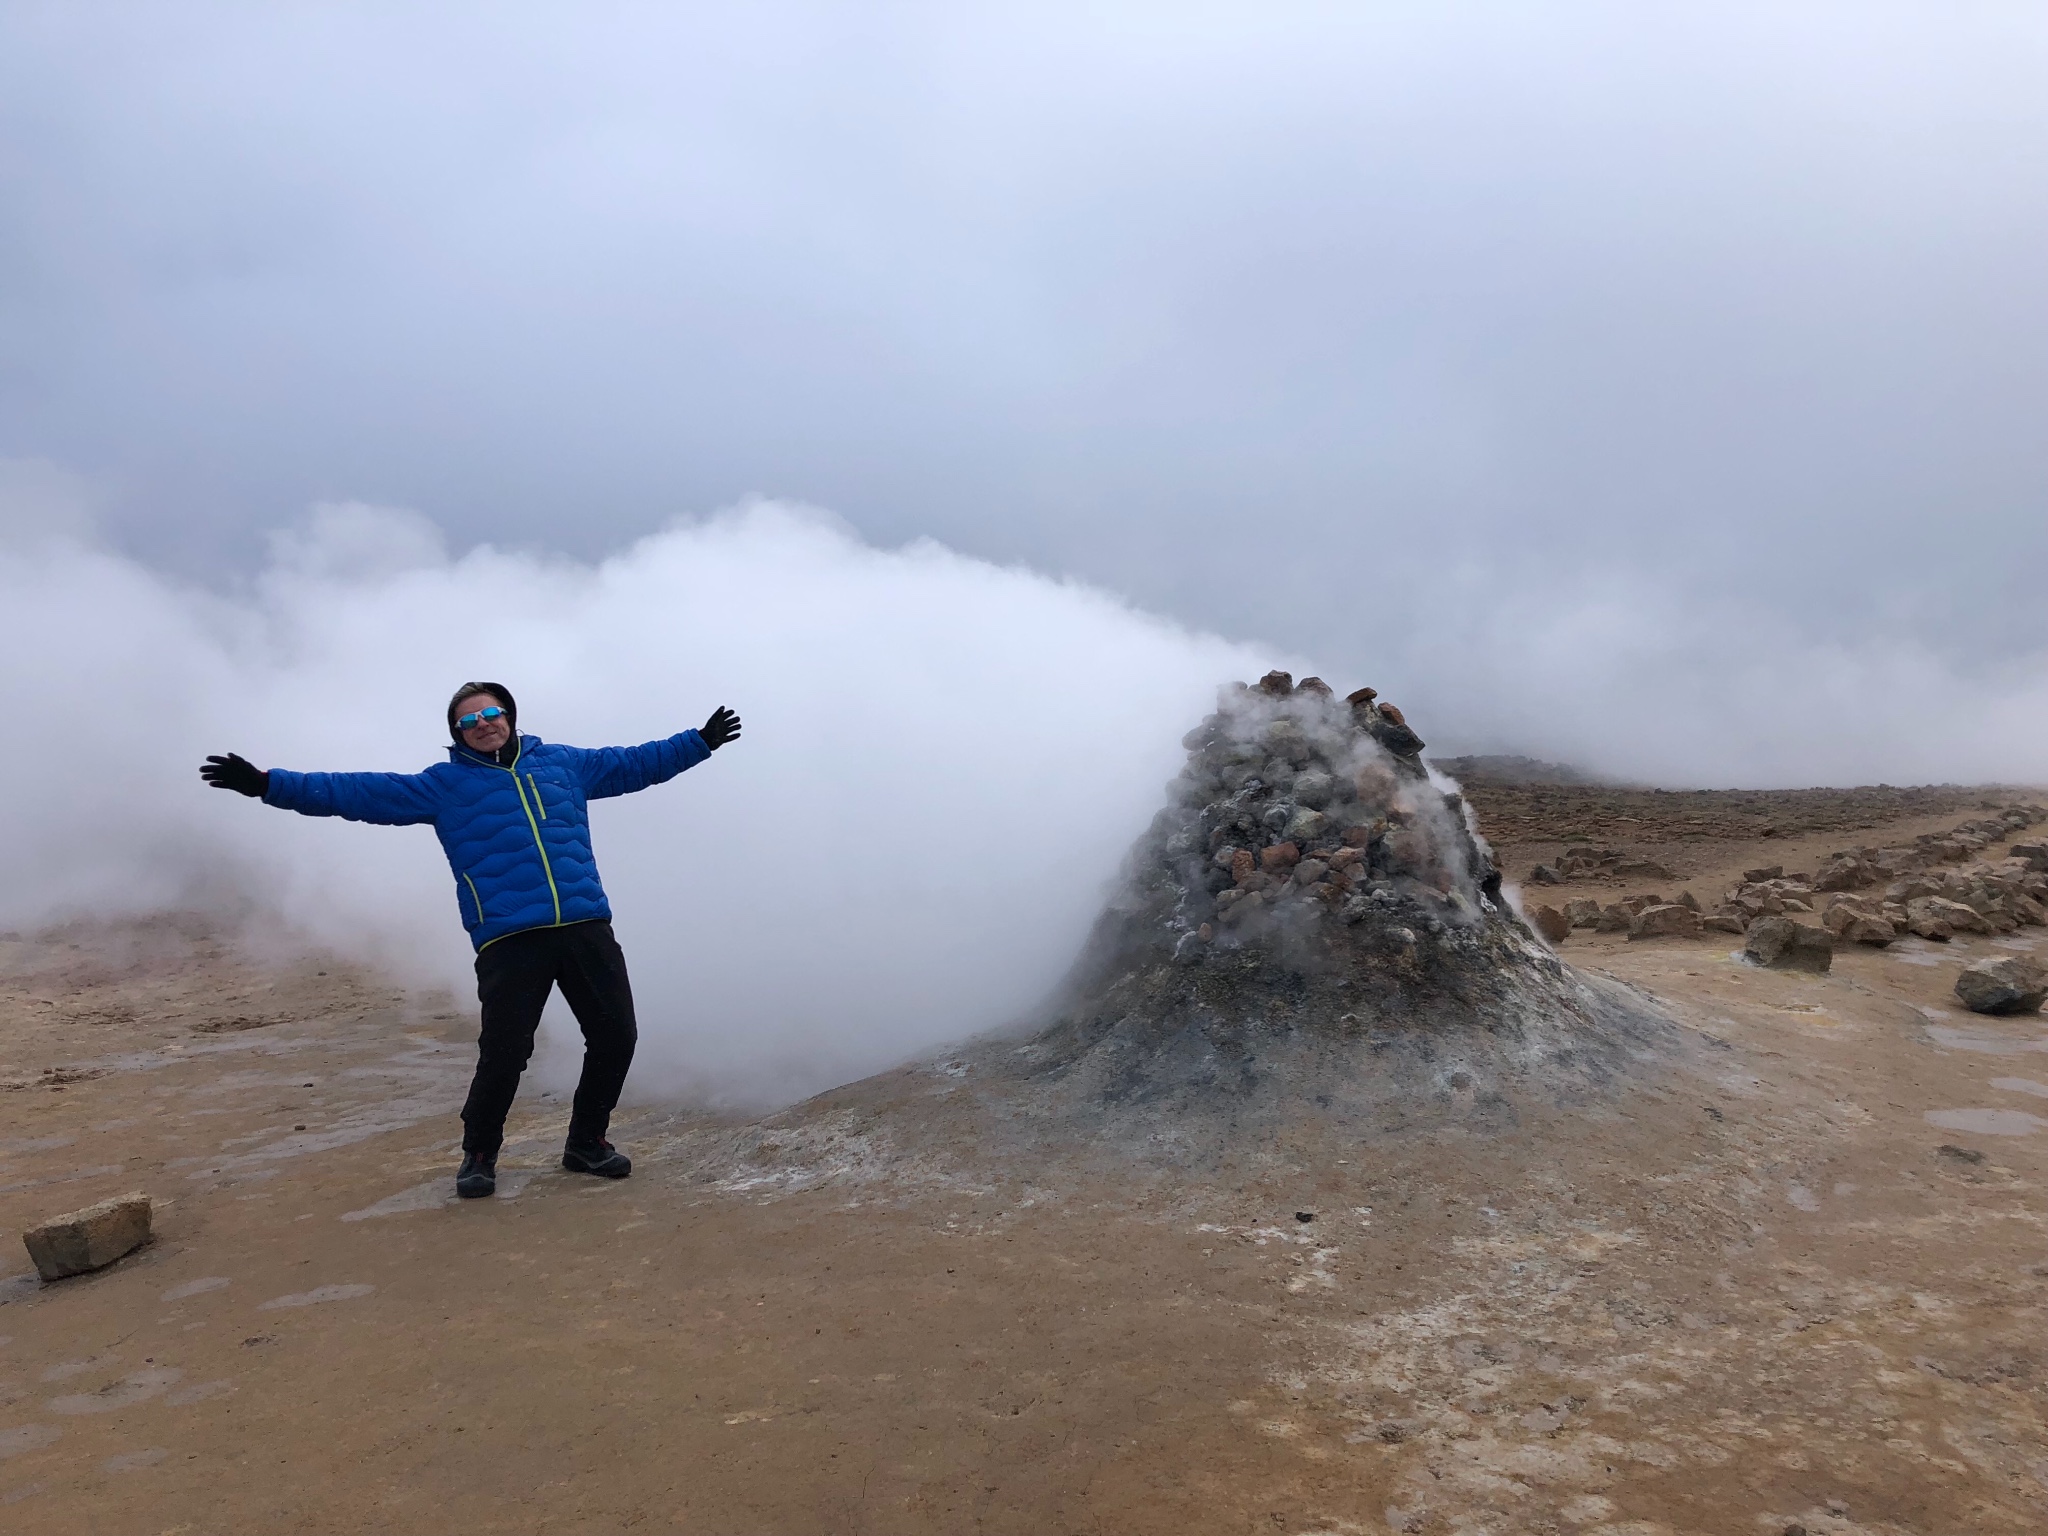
left=1530, top=904, right=1571, bottom=943
left=1937, top=1144, right=1985, bottom=1165
left=1527, top=864, right=1564, bottom=885
left=1703, top=913, right=1747, bottom=934
left=23, top=1193, right=153, bottom=1281
left=1614, top=859, right=1672, bottom=880
left=1629, top=904, right=1703, bottom=941
left=1676, top=890, right=1700, bottom=911
left=1595, top=903, right=1634, bottom=934
left=1821, top=903, right=1895, bottom=946
left=2010, top=841, right=2048, bottom=872
left=1744, top=917, right=1833, bottom=974
left=1257, top=670, right=1294, bottom=696
left=1955, top=956, right=2047, bottom=1016
left=1564, top=898, right=1603, bottom=929
left=1907, top=896, right=1987, bottom=939
left=1743, top=865, right=1783, bottom=883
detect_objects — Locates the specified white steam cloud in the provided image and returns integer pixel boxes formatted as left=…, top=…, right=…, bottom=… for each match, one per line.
left=0, top=476, right=1272, bottom=1104
left=4, top=457, right=2043, bottom=1109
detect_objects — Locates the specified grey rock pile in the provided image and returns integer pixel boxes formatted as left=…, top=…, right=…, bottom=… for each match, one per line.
left=1528, top=846, right=1672, bottom=885
left=1116, top=671, right=1503, bottom=959
left=1706, top=806, right=2047, bottom=947
left=1014, top=673, right=1676, bottom=1132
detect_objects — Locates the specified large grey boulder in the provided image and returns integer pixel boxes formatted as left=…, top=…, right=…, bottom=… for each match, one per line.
left=23, top=1193, right=153, bottom=1281
left=1744, top=917, right=1834, bottom=974
left=1955, top=957, right=2047, bottom=1016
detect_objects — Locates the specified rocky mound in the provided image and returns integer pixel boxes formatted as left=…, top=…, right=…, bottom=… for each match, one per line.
left=980, top=673, right=1679, bottom=1143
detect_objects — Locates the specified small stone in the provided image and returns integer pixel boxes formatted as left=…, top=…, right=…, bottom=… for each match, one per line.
left=1231, top=849, right=1257, bottom=884
left=1629, top=904, right=1703, bottom=941
left=1260, top=842, right=1301, bottom=874
left=1527, top=864, right=1564, bottom=885
left=1295, top=677, right=1333, bottom=697
left=1744, top=865, right=1783, bottom=882
left=1294, top=858, right=1330, bottom=886
left=1295, top=1210, right=1315, bottom=1222
left=1196, top=923, right=1213, bottom=942
left=1744, top=917, right=1833, bottom=973
left=1340, top=824, right=1375, bottom=848
left=1955, top=956, right=2046, bottom=1016
left=1292, top=771, right=1335, bottom=809
left=1703, top=913, right=1747, bottom=934
left=1284, top=808, right=1331, bottom=842
left=2009, top=841, right=2048, bottom=872
left=1257, top=670, right=1294, bottom=695
left=23, top=1192, right=153, bottom=1282
left=1530, top=904, right=1571, bottom=942
left=1676, top=889, right=1700, bottom=911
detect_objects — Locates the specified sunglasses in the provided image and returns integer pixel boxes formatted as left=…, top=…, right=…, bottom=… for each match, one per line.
left=456, top=706, right=508, bottom=730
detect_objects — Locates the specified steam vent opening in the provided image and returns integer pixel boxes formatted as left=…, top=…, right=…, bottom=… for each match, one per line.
left=994, top=671, right=1677, bottom=1148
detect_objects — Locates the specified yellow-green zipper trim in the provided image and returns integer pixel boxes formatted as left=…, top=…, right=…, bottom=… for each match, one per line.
left=503, top=740, right=562, bottom=927
left=462, top=872, right=483, bottom=926
left=528, top=774, right=546, bottom=818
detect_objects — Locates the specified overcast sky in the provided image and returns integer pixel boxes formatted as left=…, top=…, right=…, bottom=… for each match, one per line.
left=4, top=3, right=2045, bottom=769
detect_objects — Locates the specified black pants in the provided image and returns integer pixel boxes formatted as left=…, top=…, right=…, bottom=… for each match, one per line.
left=461, top=919, right=638, bottom=1158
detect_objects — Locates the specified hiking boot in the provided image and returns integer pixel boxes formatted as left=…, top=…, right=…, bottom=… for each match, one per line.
left=562, top=1138, right=631, bottom=1179
left=456, top=1150, right=497, bottom=1199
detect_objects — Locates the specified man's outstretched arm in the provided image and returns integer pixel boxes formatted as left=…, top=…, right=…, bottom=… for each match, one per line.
left=572, top=705, right=741, bottom=801
left=201, top=754, right=441, bottom=825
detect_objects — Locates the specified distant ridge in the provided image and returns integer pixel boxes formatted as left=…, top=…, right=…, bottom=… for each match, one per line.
left=1428, top=753, right=1611, bottom=786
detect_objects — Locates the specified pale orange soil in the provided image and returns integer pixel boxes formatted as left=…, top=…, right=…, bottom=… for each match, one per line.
left=2, top=790, right=2045, bottom=1535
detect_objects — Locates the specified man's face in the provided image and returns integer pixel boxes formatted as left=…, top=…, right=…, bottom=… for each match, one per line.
left=456, top=693, right=513, bottom=753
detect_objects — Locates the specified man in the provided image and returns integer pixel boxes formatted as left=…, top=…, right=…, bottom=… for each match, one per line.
left=199, top=682, right=740, bottom=1199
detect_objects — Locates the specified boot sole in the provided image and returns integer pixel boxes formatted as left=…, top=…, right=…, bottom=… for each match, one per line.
left=456, top=1181, right=496, bottom=1198
left=561, top=1156, right=631, bottom=1179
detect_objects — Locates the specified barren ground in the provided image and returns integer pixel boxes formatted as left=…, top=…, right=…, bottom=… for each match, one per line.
left=4, top=782, right=2047, bottom=1535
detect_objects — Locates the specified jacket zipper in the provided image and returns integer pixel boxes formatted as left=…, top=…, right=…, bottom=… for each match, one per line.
left=462, top=872, right=483, bottom=925
left=528, top=774, right=546, bottom=818
left=502, top=741, right=563, bottom=926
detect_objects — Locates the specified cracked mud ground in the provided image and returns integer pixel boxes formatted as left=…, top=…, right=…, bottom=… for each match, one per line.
left=3, top=789, right=2046, bottom=1535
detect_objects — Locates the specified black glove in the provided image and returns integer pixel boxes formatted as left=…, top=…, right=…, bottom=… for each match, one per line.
left=700, top=706, right=742, bottom=751
left=200, top=753, right=269, bottom=798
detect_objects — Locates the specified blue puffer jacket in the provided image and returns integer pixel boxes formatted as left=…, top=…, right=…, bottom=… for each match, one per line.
left=263, top=731, right=712, bottom=950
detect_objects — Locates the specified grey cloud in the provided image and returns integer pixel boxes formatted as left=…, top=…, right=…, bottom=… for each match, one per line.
left=1, top=3, right=2043, bottom=778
